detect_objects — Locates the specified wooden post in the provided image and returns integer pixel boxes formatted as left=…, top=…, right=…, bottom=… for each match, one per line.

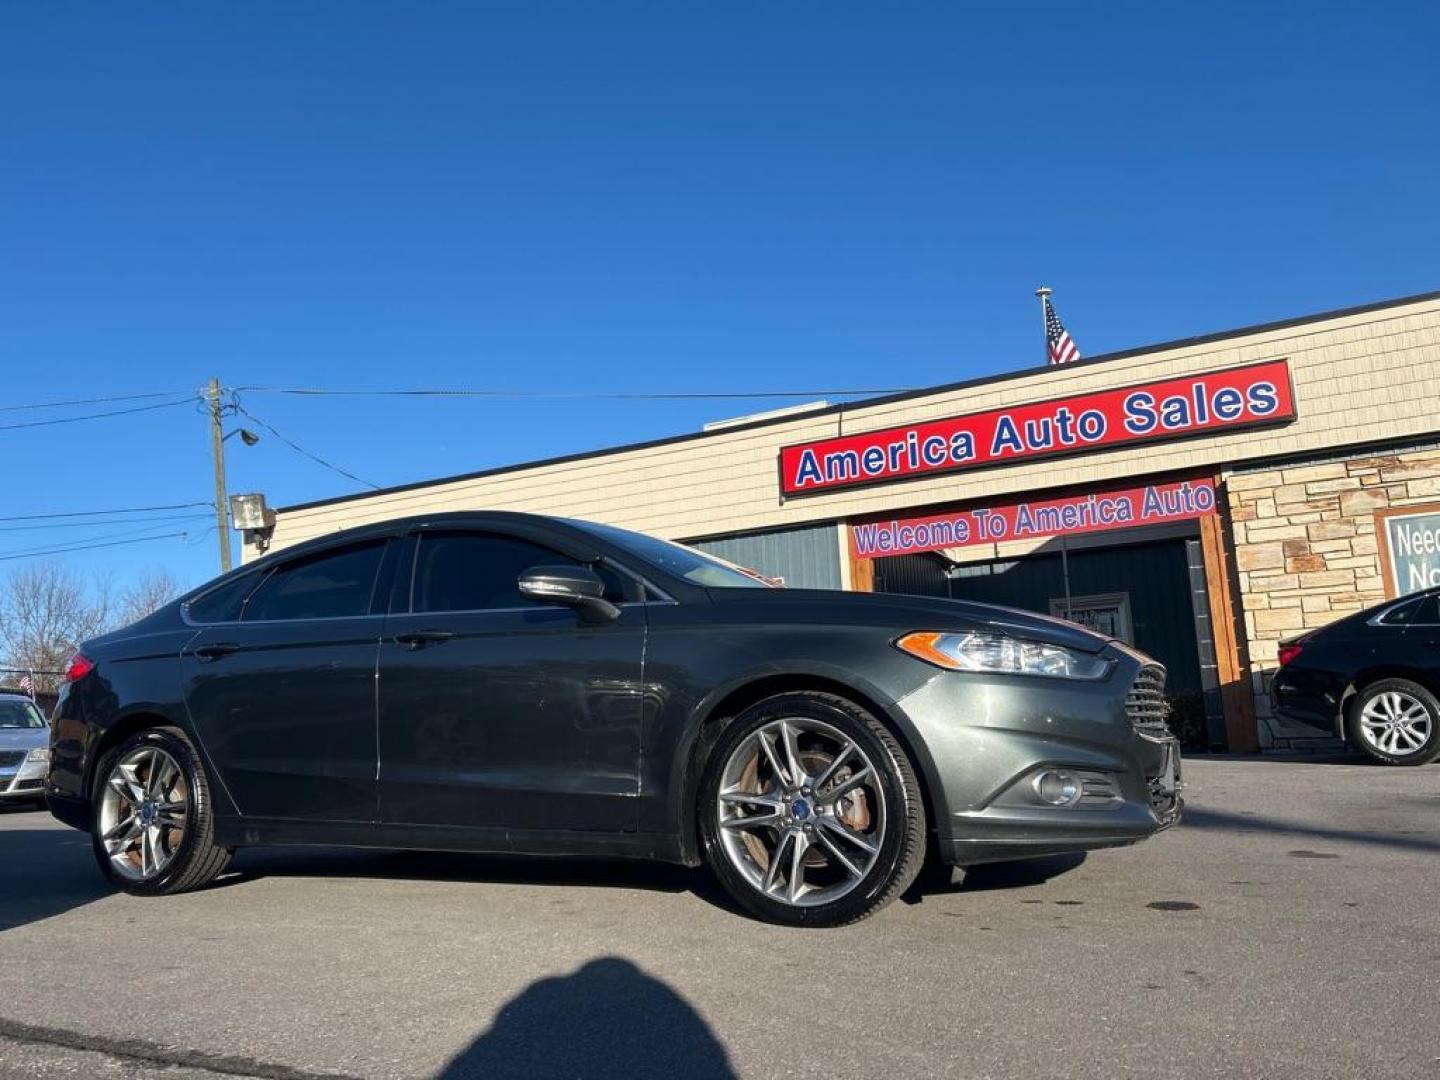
left=1199, top=483, right=1260, bottom=751
left=845, top=525, right=875, bottom=592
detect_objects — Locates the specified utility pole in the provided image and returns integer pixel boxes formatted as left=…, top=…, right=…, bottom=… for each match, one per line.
left=207, top=377, right=232, bottom=572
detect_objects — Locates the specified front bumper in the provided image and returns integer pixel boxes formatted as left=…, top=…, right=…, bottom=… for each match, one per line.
left=893, top=647, right=1183, bottom=867
left=0, top=754, right=48, bottom=801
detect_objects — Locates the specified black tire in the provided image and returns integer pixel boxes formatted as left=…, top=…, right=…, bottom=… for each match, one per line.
left=698, top=691, right=927, bottom=927
left=90, top=727, right=232, bottom=895
left=1347, top=678, right=1440, bottom=766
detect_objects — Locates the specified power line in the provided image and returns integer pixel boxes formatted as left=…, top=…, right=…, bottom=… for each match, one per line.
left=232, top=385, right=913, bottom=401
left=0, top=518, right=203, bottom=558
left=0, top=513, right=212, bottom=534
left=0, top=531, right=192, bottom=563
left=0, top=390, right=195, bottom=413
left=0, top=396, right=197, bottom=433
left=0, top=502, right=211, bottom=523
left=233, top=403, right=381, bottom=491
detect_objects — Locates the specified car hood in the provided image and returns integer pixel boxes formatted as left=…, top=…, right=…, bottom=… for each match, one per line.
left=706, top=588, right=1111, bottom=653
left=0, top=726, right=47, bottom=752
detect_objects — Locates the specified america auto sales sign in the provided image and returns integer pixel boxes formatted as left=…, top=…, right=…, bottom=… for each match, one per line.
left=779, top=359, right=1296, bottom=496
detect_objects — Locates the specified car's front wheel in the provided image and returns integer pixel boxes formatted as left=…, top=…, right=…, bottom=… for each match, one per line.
left=1348, top=678, right=1440, bottom=766
left=698, top=692, right=927, bottom=926
left=91, top=727, right=232, bottom=894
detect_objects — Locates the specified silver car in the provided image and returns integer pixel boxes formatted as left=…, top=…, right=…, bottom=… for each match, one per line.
left=0, top=690, right=50, bottom=806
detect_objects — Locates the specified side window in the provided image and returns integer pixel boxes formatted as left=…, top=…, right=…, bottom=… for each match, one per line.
left=410, top=532, right=630, bottom=613
left=243, top=541, right=387, bottom=622
left=186, top=572, right=260, bottom=623
left=1410, top=595, right=1440, bottom=625
left=1376, top=596, right=1424, bottom=626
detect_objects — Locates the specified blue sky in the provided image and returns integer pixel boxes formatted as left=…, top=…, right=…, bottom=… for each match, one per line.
left=2, top=1, right=1436, bottom=593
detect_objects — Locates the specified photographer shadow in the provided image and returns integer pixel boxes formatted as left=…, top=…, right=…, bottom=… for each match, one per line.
left=435, top=957, right=735, bottom=1080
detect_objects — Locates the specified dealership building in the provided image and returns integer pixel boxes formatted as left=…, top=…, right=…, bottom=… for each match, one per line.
left=255, top=290, right=1440, bottom=752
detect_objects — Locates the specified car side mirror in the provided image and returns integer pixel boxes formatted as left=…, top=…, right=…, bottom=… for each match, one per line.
left=517, top=565, right=621, bottom=623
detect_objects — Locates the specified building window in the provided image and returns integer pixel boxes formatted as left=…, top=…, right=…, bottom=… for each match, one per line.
left=1049, top=592, right=1134, bottom=643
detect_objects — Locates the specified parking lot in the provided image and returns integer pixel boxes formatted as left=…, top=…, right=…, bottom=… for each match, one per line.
left=1, top=754, right=1437, bottom=1080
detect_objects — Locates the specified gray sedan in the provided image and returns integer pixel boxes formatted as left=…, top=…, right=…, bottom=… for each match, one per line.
left=47, top=512, right=1183, bottom=926
left=0, top=690, right=49, bottom=806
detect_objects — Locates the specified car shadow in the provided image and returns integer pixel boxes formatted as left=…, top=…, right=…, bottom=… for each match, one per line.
left=434, top=956, right=736, bottom=1079
left=1183, top=751, right=1371, bottom=766
left=1180, top=805, right=1440, bottom=854
left=0, top=809, right=115, bottom=932
left=218, top=845, right=757, bottom=916
left=221, top=843, right=1014, bottom=918
left=901, top=851, right=1087, bottom=905
left=3, top=803, right=1090, bottom=930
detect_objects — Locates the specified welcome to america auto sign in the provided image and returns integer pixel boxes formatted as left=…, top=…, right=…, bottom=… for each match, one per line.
left=780, top=359, right=1296, bottom=496
left=850, top=476, right=1217, bottom=559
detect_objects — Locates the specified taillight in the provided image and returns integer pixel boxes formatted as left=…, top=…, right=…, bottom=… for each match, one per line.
left=64, top=653, right=95, bottom=683
left=1277, top=643, right=1304, bottom=667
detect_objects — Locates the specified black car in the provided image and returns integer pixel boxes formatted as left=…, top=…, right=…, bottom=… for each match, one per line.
left=46, top=512, right=1181, bottom=926
left=1272, top=587, right=1440, bottom=765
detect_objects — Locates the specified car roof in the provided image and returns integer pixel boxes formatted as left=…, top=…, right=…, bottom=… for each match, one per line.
left=182, top=511, right=711, bottom=606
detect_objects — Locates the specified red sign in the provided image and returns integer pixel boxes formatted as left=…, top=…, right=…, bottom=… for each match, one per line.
left=849, top=476, right=1217, bottom=559
left=781, top=359, right=1294, bottom=496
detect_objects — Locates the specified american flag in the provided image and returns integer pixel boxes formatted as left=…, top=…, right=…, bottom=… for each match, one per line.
left=1044, top=296, right=1081, bottom=365
left=18, top=672, right=36, bottom=699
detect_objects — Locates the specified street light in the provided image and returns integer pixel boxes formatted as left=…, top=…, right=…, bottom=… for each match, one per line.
left=225, top=428, right=261, bottom=447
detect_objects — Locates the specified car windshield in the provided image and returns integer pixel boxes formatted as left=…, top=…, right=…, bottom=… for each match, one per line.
left=0, top=698, right=45, bottom=729
left=571, top=521, right=778, bottom=589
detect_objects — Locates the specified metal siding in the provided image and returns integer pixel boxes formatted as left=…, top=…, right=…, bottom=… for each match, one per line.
left=692, top=524, right=843, bottom=591
left=872, top=553, right=951, bottom=598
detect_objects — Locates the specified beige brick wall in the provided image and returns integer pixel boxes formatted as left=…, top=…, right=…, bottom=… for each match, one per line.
left=264, top=294, right=1440, bottom=555
left=1230, top=445, right=1440, bottom=745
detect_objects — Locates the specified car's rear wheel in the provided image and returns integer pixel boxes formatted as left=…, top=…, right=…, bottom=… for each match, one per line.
left=1348, top=679, right=1440, bottom=766
left=91, top=727, right=232, bottom=894
left=698, top=692, right=926, bottom=926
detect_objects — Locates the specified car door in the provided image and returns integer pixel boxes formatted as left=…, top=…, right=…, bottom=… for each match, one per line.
left=181, top=537, right=395, bottom=822
left=377, top=528, right=646, bottom=833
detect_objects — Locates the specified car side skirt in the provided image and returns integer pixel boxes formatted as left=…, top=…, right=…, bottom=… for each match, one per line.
left=211, top=816, right=695, bottom=866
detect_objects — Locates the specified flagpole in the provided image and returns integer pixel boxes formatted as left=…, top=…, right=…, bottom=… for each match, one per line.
left=1035, top=285, right=1052, bottom=366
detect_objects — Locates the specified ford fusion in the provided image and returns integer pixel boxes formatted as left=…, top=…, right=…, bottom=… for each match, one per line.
left=45, top=513, right=1182, bottom=926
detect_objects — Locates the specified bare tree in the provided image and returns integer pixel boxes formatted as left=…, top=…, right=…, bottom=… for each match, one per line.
left=114, top=569, right=185, bottom=628
left=0, top=561, right=111, bottom=693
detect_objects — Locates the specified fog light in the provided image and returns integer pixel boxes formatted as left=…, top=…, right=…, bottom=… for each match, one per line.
left=1032, top=770, right=1082, bottom=807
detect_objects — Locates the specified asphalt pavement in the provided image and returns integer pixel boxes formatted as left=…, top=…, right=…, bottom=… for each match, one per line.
left=1, top=755, right=1437, bottom=1080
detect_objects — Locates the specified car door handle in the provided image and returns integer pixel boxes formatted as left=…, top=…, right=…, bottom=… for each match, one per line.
left=394, top=630, right=454, bottom=650
left=194, top=643, right=240, bottom=662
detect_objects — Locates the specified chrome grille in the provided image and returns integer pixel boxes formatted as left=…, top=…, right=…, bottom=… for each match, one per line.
left=1126, top=665, right=1172, bottom=737
left=0, top=751, right=26, bottom=769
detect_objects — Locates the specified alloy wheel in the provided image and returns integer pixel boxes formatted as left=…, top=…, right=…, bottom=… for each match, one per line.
left=1359, top=691, right=1433, bottom=757
left=714, top=716, right=887, bottom=908
left=97, top=746, right=189, bottom=881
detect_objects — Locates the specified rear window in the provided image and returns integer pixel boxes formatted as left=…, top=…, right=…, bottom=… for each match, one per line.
left=186, top=572, right=261, bottom=624
left=243, top=541, right=387, bottom=621
left=1376, top=597, right=1424, bottom=626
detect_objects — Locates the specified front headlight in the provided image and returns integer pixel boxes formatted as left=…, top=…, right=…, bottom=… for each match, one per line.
left=26, top=748, right=50, bottom=764
left=895, top=631, right=1113, bottom=681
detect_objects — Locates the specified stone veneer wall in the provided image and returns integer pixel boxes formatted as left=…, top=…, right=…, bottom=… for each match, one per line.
left=1226, top=444, right=1440, bottom=746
